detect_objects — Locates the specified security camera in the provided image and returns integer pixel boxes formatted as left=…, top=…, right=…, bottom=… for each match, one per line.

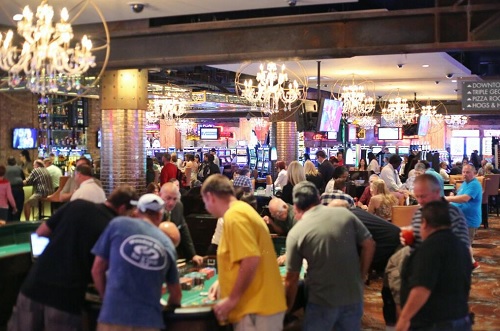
left=435, top=81, right=440, bottom=85
left=446, top=73, right=454, bottom=79
left=246, top=113, right=251, bottom=121
left=130, top=3, right=145, bottom=13
left=397, top=64, right=404, bottom=69
left=287, top=0, right=297, bottom=6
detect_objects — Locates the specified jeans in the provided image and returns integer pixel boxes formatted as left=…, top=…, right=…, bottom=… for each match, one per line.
left=412, top=315, right=472, bottom=331
left=303, top=302, right=363, bottom=331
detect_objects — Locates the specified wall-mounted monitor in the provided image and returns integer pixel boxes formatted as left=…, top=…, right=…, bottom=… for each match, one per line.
left=199, top=127, right=220, bottom=140
left=398, top=146, right=410, bottom=155
left=378, top=127, right=402, bottom=140
left=317, top=98, right=343, bottom=132
left=12, top=128, right=38, bottom=149
left=418, top=115, right=431, bottom=136
left=387, top=146, right=397, bottom=154
left=327, top=131, right=337, bottom=140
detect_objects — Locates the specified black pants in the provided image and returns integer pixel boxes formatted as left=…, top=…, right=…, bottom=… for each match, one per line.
left=8, top=187, right=24, bottom=221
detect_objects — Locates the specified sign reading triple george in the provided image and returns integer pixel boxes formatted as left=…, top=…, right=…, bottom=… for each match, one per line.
left=462, top=81, right=500, bottom=111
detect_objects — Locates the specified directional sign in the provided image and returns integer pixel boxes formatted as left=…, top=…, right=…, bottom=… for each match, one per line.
left=462, top=81, right=500, bottom=111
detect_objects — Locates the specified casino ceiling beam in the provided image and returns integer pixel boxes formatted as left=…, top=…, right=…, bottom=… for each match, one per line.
left=79, top=2, right=500, bottom=68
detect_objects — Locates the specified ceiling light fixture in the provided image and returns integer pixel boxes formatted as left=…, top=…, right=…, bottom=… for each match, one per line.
left=236, top=62, right=307, bottom=115
left=332, top=76, right=376, bottom=126
left=0, top=0, right=96, bottom=96
left=175, top=118, right=195, bottom=134
left=381, top=90, right=419, bottom=127
left=147, top=84, right=192, bottom=124
left=444, top=115, right=468, bottom=129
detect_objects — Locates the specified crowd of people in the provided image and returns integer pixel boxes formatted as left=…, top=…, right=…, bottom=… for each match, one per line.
left=4, top=146, right=492, bottom=331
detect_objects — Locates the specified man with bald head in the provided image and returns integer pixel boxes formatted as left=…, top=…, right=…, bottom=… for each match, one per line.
left=160, top=182, right=203, bottom=265
left=263, top=198, right=297, bottom=235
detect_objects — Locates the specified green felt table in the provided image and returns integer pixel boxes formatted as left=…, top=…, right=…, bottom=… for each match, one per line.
left=162, top=266, right=297, bottom=309
left=0, top=243, right=30, bottom=258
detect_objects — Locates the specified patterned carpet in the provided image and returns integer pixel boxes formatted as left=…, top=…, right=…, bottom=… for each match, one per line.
left=362, top=215, right=500, bottom=331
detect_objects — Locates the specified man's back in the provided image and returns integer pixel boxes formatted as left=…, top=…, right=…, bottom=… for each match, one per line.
left=318, top=160, right=334, bottom=183
left=21, top=200, right=116, bottom=313
left=401, top=229, right=471, bottom=327
left=287, top=205, right=370, bottom=307
left=92, top=216, right=178, bottom=328
left=160, top=163, right=178, bottom=185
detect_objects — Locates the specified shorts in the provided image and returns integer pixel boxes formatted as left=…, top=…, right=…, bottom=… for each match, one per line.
left=25, top=193, right=43, bottom=208
left=468, top=228, right=477, bottom=244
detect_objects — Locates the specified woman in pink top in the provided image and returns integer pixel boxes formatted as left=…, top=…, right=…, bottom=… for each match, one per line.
left=0, top=165, right=17, bottom=221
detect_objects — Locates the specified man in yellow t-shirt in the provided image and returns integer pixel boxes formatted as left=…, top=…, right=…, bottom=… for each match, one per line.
left=202, top=174, right=286, bottom=331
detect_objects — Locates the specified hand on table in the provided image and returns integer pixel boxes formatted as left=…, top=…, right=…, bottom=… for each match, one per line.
left=208, top=280, right=220, bottom=300
left=192, top=255, right=204, bottom=265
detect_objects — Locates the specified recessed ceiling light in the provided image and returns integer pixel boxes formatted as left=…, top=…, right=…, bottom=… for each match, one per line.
left=13, top=14, right=23, bottom=21
left=422, top=64, right=430, bottom=68
left=452, top=80, right=457, bottom=83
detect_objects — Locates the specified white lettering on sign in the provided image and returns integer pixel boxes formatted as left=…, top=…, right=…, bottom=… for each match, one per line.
left=470, top=82, right=500, bottom=88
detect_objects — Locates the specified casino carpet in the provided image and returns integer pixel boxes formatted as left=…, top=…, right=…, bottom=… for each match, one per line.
left=362, top=215, right=500, bottom=331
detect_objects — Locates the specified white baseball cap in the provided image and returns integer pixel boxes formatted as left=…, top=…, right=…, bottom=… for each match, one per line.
left=131, top=193, right=165, bottom=213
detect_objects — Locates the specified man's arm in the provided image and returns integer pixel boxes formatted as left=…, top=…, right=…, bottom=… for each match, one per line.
left=263, top=216, right=286, bottom=235
left=445, top=194, right=471, bottom=204
left=175, top=210, right=203, bottom=264
left=284, top=271, right=300, bottom=312
left=91, top=256, right=109, bottom=298
left=396, top=286, right=431, bottom=331
left=166, top=283, right=182, bottom=306
left=212, top=256, right=260, bottom=320
left=359, top=237, right=376, bottom=278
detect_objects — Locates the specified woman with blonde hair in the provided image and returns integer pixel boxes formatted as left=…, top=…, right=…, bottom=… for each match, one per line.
left=304, top=160, right=325, bottom=192
left=281, top=161, right=306, bottom=204
left=368, top=179, right=399, bottom=221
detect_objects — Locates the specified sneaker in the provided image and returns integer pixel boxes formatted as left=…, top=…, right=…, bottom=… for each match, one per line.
left=472, top=261, right=480, bottom=271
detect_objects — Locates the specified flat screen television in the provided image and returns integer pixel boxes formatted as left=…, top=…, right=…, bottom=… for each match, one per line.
left=12, top=128, right=38, bottom=149
left=378, top=127, right=402, bottom=140
left=403, top=123, right=418, bottom=136
left=327, top=131, right=337, bottom=140
left=418, top=115, right=431, bottom=136
left=398, top=146, right=410, bottom=155
left=199, top=127, right=220, bottom=140
left=317, top=98, right=343, bottom=132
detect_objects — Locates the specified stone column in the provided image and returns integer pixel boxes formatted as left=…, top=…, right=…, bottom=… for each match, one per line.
left=100, top=69, right=148, bottom=195
left=270, top=110, right=298, bottom=166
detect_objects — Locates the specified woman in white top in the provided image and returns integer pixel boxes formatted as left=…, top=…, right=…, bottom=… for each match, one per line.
left=439, top=161, right=450, bottom=182
left=185, top=154, right=199, bottom=184
left=274, top=160, right=288, bottom=189
left=367, top=152, right=380, bottom=174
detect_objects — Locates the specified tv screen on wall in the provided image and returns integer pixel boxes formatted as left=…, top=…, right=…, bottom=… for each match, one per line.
left=378, top=127, right=402, bottom=140
left=317, top=98, right=343, bottom=132
left=199, top=127, right=219, bottom=140
left=12, top=128, right=38, bottom=149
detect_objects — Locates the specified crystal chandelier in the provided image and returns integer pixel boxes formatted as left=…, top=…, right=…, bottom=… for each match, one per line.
left=238, top=62, right=303, bottom=115
left=0, top=0, right=95, bottom=95
left=444, top=115, right=468, bottom=129
left=175, top=118, right=194, bottom=134
left=147, top=85, right=191, bottom=124
left=354, top=116, right=377, bottom=130
left=339, top=83, right=375, bottom=120
left=381, top=95, right=419, bottom=127
left=250, top=117, right=267, bottom=129
left=419, top=103, right=443, bottom=121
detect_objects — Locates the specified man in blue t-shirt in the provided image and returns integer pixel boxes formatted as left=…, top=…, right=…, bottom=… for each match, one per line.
left=91, top=194, right=182, bottom=331
left=446, top=164, right=482, bottom=269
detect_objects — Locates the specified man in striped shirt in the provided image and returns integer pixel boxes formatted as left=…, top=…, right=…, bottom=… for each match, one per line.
left=23, top=160, right=53, bottom=220
left=409, top=174, right=470, bottom=250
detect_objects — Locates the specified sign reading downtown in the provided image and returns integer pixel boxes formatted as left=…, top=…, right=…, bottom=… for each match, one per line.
left=462, top=81, right=500, bottom=111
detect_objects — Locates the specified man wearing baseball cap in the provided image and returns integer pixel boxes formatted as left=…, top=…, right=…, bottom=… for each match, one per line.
left=91, top=194, right=182, bottom=331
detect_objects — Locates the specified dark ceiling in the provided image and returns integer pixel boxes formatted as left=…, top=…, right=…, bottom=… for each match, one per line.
left=147, top=0, right=500, bottom=92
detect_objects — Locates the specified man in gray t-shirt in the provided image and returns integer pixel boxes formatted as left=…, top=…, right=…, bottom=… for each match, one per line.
left=285, top=182, right=375, bottom=331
